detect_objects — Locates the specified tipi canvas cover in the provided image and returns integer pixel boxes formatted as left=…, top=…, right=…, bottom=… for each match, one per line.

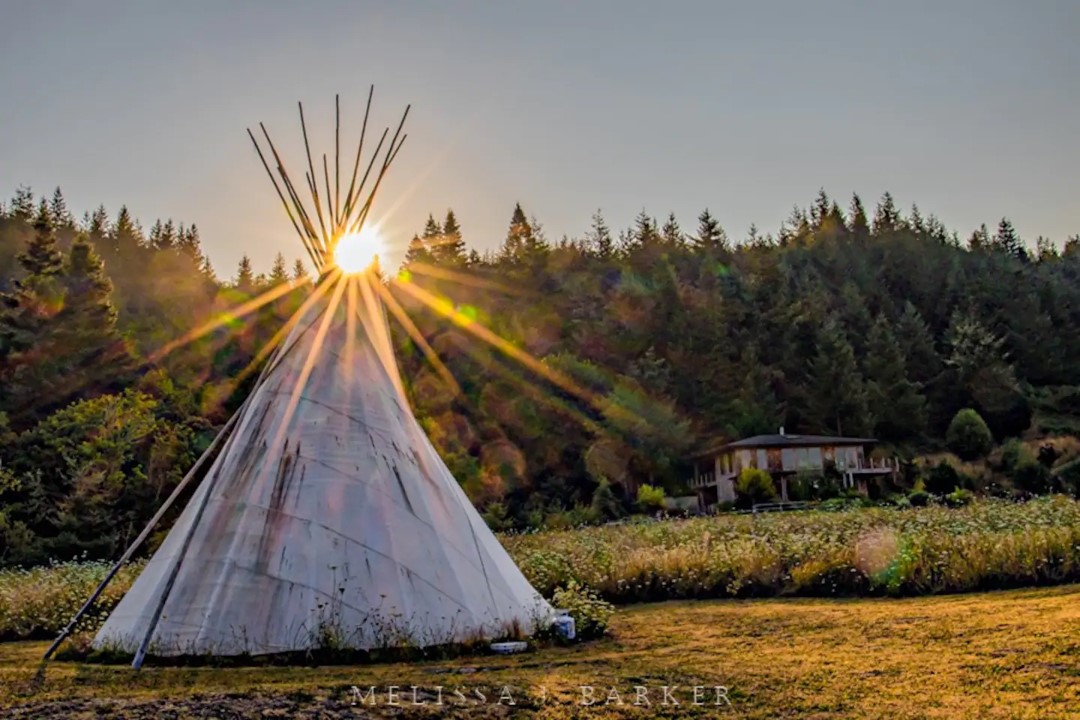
left=94, top=274, right=552, bottom=656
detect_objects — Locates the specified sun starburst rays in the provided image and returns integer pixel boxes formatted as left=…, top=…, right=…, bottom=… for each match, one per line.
left=150, top=88, right=611, bottom=470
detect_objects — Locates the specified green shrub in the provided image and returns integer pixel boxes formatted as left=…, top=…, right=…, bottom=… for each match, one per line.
left=891, top=495, right=912, bottom=509
left=635, top=484, right=666, bottom=513
left=1037, top=444, right=1060, bottom=468
left=946, top=409, right=994, bottom=460
left=925, top=461, right=961, bottom=495
left=482, top=502, right=513, bottom=531
left=944, top=488, right=975, bottom=507
left=590, top=480, right=624, bottom=522
left=998, top=438, right=1031, bottom=474
left=1055, top=461, right=1080, bottom=497
left=735, top=468, right=777, bottom=508
left=1012, top=461, right=1053, bottom=496
left=907, top=489, right=931, bottom=507
left=551, top=580, right=614, bottom=640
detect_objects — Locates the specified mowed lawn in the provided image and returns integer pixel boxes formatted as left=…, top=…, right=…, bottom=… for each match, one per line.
left=1, top=585, right=1077, bottom=719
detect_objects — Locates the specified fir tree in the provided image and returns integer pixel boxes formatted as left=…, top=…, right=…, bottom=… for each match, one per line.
left=968, top=223, right=990, bottom=251
left=586, top=210, right=614, bottom=258
left=693, top=208, right=728, bottom=253
left=292, top=258, right=308, bottom=281
left=19, top=211, right=64, bottom=278
left=110, top=206, right=143, bottom=256
left=896, top=301, right=941, bottom=385
left=908, top=203, right=925, bottom=234
left=993, top=217, right=1026, bottom=262
left=56, top=236, right=126, bottom=387
left=629, top=210, right=660, bottom=250
left=811, top=188, right=831, bottom=228
left=871, top=192, right=900, bottom=235
left=10, top=186, right=35, bottom=220
left=864, top=315, right=926, bottom=440
left=269, top=252, right=290, bottom=285
left=437, top=209, right=466, bottom=264
left=33, top=199, right=53, bottom=235
left=805, top=318, right=871, bottom=436
left=501, top=203, right=533, bottom=262
left=234, top=255, right=255, bottom=294
left=49, top=187, right=73, bottom=229
left=849, top=193, right=870, bottom=241
left=404, top=234, right=435, bottom=265
left=85, top=206, right=109, bottom=238
left=422, top=214, right=442, bottom=244
left=177, top=224, right=203, bottom=261
left=660, top=212, right=684, bottom=247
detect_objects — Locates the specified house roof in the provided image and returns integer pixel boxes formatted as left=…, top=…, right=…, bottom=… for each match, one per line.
left=687, top=433, right=876, bottom=460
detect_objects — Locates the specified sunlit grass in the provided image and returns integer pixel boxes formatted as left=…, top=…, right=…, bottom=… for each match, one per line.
left=2, top=585, right=1078, bottom=718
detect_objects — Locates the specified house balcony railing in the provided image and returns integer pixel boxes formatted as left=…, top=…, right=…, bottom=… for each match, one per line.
left=689, top=457, right=898, bottom=490
left=842, top=456, right=899, bottom=474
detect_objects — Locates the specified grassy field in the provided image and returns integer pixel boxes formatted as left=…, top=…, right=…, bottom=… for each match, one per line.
left=1, top=585, right=1077, bottom=718
left=508, top=496, right=1080, bottom=601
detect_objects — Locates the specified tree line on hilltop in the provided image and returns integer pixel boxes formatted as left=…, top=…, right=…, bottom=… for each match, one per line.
left=1, top=184, right=1079, bottom=563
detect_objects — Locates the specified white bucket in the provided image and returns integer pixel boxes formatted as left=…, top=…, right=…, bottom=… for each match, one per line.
left=552, top=609, right=576, bottom=640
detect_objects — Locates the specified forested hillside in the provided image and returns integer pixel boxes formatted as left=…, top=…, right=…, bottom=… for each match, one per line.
left=1, top=185, right=1078, bottom=564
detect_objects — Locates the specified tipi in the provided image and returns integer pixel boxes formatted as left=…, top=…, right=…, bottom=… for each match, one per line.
left=54, top=91, right=551, bottom=664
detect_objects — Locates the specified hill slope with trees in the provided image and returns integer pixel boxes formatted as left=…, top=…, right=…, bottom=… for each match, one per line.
left=1, top=185, right=1079, bottom=563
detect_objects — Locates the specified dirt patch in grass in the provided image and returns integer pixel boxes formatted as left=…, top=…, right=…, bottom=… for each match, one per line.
left=2, top=585, right=1078, bottom=719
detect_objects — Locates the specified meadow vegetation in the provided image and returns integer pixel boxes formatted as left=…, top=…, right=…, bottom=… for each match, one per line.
left=3, top=498, right=1078, bottom=645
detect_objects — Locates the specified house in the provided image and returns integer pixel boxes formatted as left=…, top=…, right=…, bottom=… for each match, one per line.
left=686, top=428, right=898, bottom=508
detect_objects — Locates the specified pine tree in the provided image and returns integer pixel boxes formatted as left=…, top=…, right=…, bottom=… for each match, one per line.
left=49, top=187, right=74, bottom=229
left=849, top=193, right=870, bottom=241
left=968, top=223, right=990, bottom=251
left=896, top=301, right=941, bottom=385
left=269, top=252, right=290, bottom=285
left=85, top=206, right=109, bottom=237
left=864, top=315, right=926, bottom=440
left=58, top=236, right=122, bottom=360
left=422, top=213, right=442, bottom=244
left=437, top=209, right=466, bottom=264
left=805, top=318, right=871, bottom=436
left=693, top=209, right=728, bottom=253
left=993, top=217, right=1026, bottom=262
left=629, top=210, right=660, bottom=250
left=19, top=211, right=64, bottom=278
left=872, top=192, right=900, bottom=235
left=177, top=224, right=203, bottom=261
left=660, top=212, right=684, bottom=248
left=292, top=258, right=308, bottom=281
left=1, top=230, right=126, bottom=424
left=34, top=199, right=53, bottom=236
left=811, top=188, right=831, bottom=228
left=908, top=203, right=926, bottom=234
left=586, top=210, right=614, bottom=258
left=10, top=186, right=34, bottom=220
left=110, top=206, right=143, bottom=255
left=404, top=234, right=435, bottom=265
left=501, top=203, right=533, bottom=263
left=235, top=255, right=255, bottom=294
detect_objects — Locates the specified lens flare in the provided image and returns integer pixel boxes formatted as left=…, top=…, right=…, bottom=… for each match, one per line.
left=334, top=225, right=384, bottom=273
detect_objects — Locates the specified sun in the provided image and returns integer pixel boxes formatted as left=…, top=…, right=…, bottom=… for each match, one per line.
left=334, top=225, right=384, bottom=274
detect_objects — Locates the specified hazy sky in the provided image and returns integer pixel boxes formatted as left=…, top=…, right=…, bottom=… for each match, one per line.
left=2, top=1, right=1077, bottom=276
